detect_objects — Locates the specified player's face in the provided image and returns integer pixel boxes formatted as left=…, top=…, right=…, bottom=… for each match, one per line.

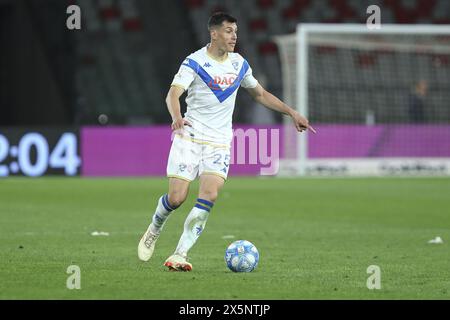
left=215, top=22, right=237, bottom=52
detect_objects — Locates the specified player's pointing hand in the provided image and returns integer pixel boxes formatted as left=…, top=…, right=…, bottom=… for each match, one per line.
left=291, top=111, right=316, bottom=134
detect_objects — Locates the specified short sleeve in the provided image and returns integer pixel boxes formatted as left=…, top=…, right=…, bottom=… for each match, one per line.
left=240, top=64, right=258, bottom=89
left=171, top=59, right=196, bottom=90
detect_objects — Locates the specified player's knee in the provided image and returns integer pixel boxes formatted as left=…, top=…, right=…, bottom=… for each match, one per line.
left=200, top=190, right=218, bottom=203
left=167, top=191, right=187, bottom=208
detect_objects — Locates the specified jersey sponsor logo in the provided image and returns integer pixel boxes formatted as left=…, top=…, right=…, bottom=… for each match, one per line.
left=208, top=74, right=237, bottom=90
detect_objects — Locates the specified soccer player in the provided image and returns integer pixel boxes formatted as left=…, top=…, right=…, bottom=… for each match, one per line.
left=138, top=12, right=315, bottom=271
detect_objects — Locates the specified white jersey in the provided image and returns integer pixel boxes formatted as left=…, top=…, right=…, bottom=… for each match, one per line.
left=171, top=44, right=258, bottom=145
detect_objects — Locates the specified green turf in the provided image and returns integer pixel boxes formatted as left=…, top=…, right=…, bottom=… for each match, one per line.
left=0, top=177, right=449, bottom=299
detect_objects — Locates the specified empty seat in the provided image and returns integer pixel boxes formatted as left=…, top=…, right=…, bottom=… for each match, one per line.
left=257, top=0, right=275, bottom=10
left=249, top=18, right=268, bottom=32
left=122, top=18, right=143, bottom=32
left=184, top=0, right=205, bottom=9
left=258, top=41, right=278, bottom=55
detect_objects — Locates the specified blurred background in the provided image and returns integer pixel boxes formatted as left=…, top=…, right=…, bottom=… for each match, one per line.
left=2, top=0, right=449, bottom=127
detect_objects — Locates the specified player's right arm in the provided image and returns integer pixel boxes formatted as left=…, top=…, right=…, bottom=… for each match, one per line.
left=167, top=57, right=197, bottom=132
left=165, top=85, right=192, bottom=132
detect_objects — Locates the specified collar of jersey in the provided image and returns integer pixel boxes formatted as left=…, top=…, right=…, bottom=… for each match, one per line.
left=206, top=50, right=229, bottom=63
left=182, top=58, right=249, bottom=103
left=205, top=44, right=229, bottom=63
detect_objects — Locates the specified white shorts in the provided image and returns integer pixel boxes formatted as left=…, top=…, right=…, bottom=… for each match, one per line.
left=166, top=133, right=231, bottom=182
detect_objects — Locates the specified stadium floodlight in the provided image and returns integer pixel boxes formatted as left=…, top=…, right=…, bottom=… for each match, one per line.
left=275, top=24, right=450, bottom=176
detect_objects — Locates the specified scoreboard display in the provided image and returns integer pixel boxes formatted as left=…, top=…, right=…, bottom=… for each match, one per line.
left=0, top=128, right=81, bottom=177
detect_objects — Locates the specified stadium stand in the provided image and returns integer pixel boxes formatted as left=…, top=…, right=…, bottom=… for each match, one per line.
left=73, top=0, right=198, bottom=124
left=15, top=0, right=448, bottom=125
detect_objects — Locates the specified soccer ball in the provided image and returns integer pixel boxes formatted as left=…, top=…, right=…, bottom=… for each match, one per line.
left=224, top=240, right=259, bottom=272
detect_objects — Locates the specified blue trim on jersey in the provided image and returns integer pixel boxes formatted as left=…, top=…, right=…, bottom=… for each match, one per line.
left=182, top=58, right=250, bottom=103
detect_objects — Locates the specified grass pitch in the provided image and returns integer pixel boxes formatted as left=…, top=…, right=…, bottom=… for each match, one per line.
left=0, top=177, right=449, bottom=299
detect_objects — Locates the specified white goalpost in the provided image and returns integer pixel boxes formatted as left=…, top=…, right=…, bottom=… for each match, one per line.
left=275, top=24, right=450, bottom=176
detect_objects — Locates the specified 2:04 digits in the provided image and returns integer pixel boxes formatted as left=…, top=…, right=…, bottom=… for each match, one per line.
left=0, top=132, right=81, bottom=177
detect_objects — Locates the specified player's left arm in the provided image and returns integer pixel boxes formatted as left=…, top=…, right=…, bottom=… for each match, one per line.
left=246, top=83, right=316, bottom=133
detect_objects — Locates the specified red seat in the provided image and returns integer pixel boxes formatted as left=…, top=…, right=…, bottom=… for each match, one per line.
left=415, top=0, right=436, bottom=18
left=356, top=53, right=377, bottom=68
left=431, top=54, right=450, bottom=66
left=99, top=6, right=121, bottom=20
left=123, top=17, right=143, bottom=32
left=328, top=0, right=356, bottom=21
left=184, top=0, right=204, bottom=9
left=282, top=5, right=300, bottom=20
left=339, top=6, right=356, bottom=20
left=249, top=18, right=268, bottom=31
left=257, top=0, right=274, bottom=10
left=383, top=0, right=400, bottom=9
left=328, top=0, right=347, bottom=9
left=293, top=0, right=310, bottom=10
left=258, top=41, right=278, bottom=55
left=394, top=10, right=417, bottom=24
left=315, top=46, right=337, bottom=55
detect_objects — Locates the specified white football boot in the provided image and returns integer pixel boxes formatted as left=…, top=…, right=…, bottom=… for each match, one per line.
left=138, top=227, right=160, bottom=262
left=164, top=254, right=192, bottom=272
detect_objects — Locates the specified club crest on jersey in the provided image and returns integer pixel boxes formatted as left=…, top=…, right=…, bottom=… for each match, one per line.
left=232, top=61, right=239, bottom=71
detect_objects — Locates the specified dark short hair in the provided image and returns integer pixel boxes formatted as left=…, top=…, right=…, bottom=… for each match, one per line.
left=207, top=12, right=237, bottom=30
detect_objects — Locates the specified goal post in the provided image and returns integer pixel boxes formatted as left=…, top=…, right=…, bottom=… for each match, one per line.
left=275, top=24, right=450, bottom=176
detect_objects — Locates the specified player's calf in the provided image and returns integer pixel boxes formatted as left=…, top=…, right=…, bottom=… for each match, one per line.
left=172, top=198, right=214, bottom=259
left=138, top=194, right=179, bottom=262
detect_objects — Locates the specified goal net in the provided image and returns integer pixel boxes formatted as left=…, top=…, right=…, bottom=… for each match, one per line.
left=275, top=24, right=450, bottom=176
